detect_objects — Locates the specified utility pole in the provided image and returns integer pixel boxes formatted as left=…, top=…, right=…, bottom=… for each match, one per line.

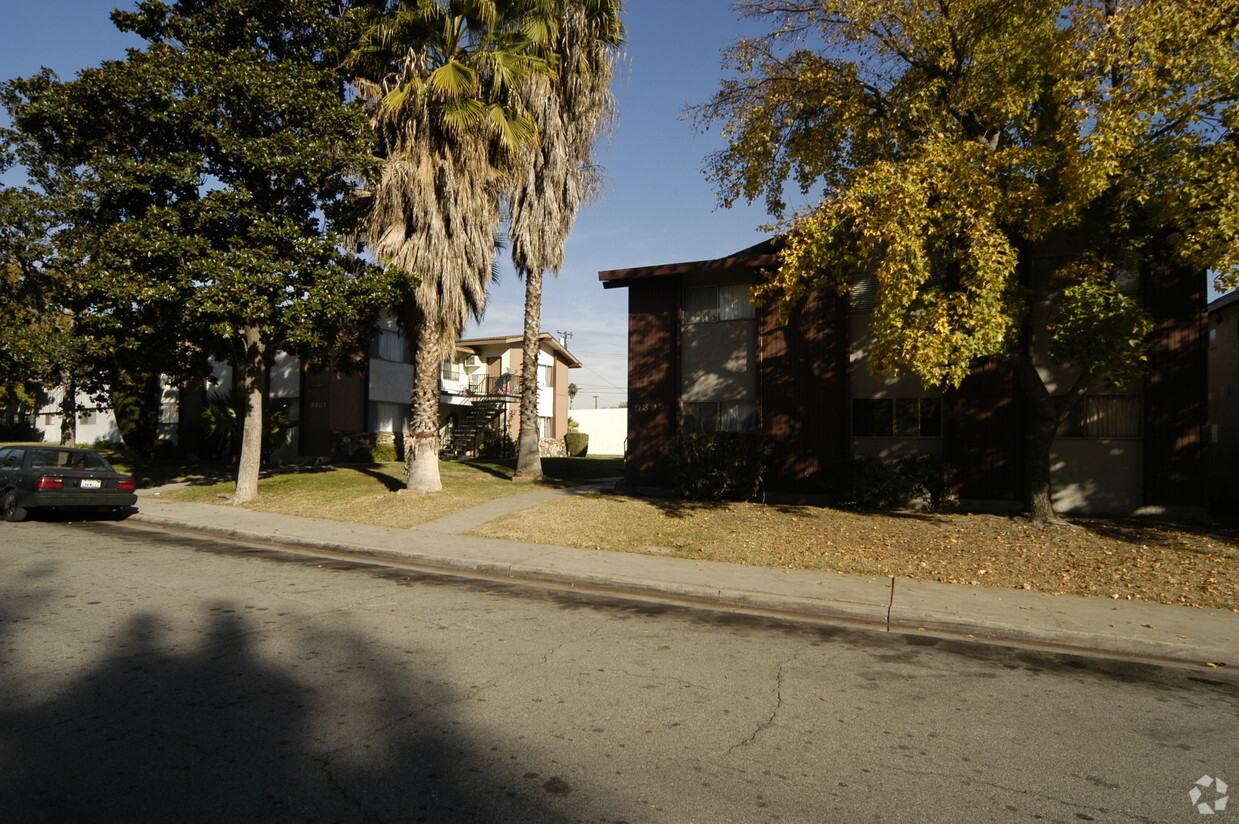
left=593, top=395, right=598, bottom=409
left=556, top=330, right=573, bottom=348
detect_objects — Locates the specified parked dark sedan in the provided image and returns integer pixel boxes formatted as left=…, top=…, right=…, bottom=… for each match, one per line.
left=0, top=445, right=138, bottom=522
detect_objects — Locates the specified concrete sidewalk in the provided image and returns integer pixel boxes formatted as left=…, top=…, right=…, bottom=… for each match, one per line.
left=126, top=487, right=1239, bottom=668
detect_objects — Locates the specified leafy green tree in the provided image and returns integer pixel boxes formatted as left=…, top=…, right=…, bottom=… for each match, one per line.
left=694, top=0, right=1238, bottom=523
left=0, top=170, right=96, bottom=446
left=508, top=0, right=622, bottom=482
left=4, top=0, right=386, bottom=501
left=349, top=0, right=550, bottom=493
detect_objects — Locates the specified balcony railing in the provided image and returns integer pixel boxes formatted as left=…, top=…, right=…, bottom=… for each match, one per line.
left=441, top=373, right=519, bottom=398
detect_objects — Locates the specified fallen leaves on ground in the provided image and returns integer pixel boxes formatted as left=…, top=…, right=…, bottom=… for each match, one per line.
left=478, top=494, right=1239, bottom=610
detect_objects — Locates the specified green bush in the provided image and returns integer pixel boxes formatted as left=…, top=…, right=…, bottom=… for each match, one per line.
left=668, top=432, right=769, bottom=502
left=352, top=442, right=397, bottom=463
left=565, top=431, right=589, bottom=457
left=0, top=420, right=43, bottom=442
left=850, top=452, right=950, bottom=510
left=476, top=429, right=514, bottom=459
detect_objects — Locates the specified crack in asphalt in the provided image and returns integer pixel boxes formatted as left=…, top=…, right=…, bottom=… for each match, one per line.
left=727, top=658, right=788, bottom=754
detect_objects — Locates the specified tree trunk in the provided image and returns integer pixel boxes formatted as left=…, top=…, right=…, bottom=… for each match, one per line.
left=59, top=374, right=76, bottom=447
left=232, top=326, right=265, bottom=505
left=1010, top=350, right=1067, bottom=526
left=513, top=267, right=545, bottom=482
left=406, top=315, right=443, bottom=493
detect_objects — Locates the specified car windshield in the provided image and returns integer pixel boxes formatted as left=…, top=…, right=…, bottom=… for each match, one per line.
left=30, top=449, right=112, bottom=472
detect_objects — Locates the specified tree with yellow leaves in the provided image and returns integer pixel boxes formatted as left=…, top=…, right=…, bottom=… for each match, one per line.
left=695, top=0, right=1238, bottom=524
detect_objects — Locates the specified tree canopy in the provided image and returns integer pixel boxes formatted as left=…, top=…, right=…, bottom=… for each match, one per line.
left=694, top=0, right=1238, bottom=521
left=3, top=0, right=387, bottom=496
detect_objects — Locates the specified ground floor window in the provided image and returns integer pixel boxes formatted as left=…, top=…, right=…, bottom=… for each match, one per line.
left=538, top=416, right=552, bottom=439
left=683, top=400, right=756, bottom=433
left=1058, top=395, right=1142, bottom=438
left=368, top=401, right=408, bottom=434
left=852, top=397, right=942, bottom=437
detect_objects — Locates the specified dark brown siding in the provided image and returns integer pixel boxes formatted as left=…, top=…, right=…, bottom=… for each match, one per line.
left=1144, top=260, right=1207, bottom=508
left=943, top=359, right=1023, bottom=501
left=300, top=367, right=367, bottom=457
left=626, top=278, right=681, bottom=487
left=759, top=288, right=850, bottom=492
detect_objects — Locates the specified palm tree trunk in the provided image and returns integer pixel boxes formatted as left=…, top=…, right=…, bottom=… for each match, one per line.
left=232, top=325, right=265, bottom=505
left=406, top=315, right=443, bottom=493
left=514, top=267, right=545, bottom=481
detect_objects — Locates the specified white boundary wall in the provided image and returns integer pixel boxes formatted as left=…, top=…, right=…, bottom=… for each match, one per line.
left=570, top=408, right=626, bottom=456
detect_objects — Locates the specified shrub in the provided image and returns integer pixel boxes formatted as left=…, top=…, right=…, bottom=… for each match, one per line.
left=565, top=431, right=589, bottom=457
left=668, top=432, right=769, bottom=502
left=352, top=442, right=397, bottom=463
left=476, top=429, right=514, bottom=458
left=850, top=452, right=950, bottom=510
left=0, top=419, right=43, bottom=442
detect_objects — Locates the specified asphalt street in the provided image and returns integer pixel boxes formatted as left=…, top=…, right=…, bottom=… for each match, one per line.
left=2, top=519, right=1237, bottom=823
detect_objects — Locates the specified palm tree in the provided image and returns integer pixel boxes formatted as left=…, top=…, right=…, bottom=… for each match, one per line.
left=351, top=0, right=547, bottom=492
left=508, top=0, right=622, bottom=481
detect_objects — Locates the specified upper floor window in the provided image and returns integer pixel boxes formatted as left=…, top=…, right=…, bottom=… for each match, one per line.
left=538, top=364, right=553, bottom=387
left=371, top=329, right=409, bottom=363
left=684, top=285, right=756, bottom=324
left=1058, top=395, right=1142, bottom=438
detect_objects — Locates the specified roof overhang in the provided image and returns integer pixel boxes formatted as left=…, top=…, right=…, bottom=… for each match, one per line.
left=456, top=333, right=582, bottom=368
left=598, top=238, right=780, bottom=289
left=1208, top=289, right=1239, bottom=315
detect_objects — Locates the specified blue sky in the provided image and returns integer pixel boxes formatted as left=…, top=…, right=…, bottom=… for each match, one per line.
left=0, top=0, right=778, bottom=408
left=11, top=3, right=1217, bottom=409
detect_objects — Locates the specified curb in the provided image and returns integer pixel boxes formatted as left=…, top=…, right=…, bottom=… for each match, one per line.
left=126, top=510, right=1238, bottom=669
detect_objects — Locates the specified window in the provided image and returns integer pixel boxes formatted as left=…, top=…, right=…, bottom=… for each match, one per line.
left=371, top=329, right=409, bottom=363
left=850, top=273, right=877, bottom=311
left=684, top=401, right=756, bottom=433
left=440, top=361, right=465, bottom=382
left=1058, top=395, right=1141, bottom=438
left=538, top=416, right=553, bottom=438
left=684, top=284, right=756, bottom=324
left=852, top=398, right=942, bottom=437
left=368, top=401, right=408, bottom=434
left=538, top=364, right=553, bottom=387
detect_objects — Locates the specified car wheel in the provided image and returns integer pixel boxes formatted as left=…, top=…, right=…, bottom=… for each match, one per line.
left=2, top=489, right=28, bottom=523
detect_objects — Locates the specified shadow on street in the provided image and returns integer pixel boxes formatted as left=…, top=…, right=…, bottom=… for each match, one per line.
left=0, top=578, right=584, bottom=823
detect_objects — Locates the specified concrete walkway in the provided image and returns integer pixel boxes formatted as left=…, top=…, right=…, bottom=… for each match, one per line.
left=127, top=485, right=1239, bottom=668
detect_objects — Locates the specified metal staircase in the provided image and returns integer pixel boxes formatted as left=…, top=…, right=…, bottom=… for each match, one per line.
left=440, top=398, right=509, bottom=460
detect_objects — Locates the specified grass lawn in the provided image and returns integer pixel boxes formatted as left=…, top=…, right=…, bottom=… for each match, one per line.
left=476, top=493, right=1239, bottom=611
left=158, top=456, right=623, bottom=529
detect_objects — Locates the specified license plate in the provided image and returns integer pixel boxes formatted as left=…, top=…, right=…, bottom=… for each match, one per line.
left=80, top=479, right=101, bottom=489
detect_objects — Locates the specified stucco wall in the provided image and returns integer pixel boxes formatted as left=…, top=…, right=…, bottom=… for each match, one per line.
left=370, top=359, right=413, bottom=405
left=681, top=320, right=757, bottom=403
left=570, top=408, right=626, bottom=456
left=1050, top=439, right=1144, bottom=514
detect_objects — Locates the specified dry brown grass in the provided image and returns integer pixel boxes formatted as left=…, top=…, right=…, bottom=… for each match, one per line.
left=476, top=493, right=1239, bottom=610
